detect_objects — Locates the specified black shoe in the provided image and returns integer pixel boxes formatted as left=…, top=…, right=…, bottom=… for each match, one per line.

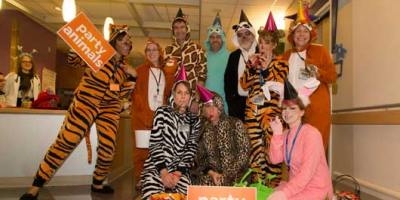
left=91, top=185, right=114, bottom=194
left=20, top=193, right=38, bottom=200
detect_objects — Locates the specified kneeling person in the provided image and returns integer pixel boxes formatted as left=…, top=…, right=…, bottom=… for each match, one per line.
left=191, top=85, right=250, bottom=186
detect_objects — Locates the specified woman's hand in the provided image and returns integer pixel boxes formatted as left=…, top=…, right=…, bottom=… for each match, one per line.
left=121, top=63, right=137, bottom=78
left=160, top=169, right=175, bottom=189
left=259, top=51, right=273, bottom=70
left=208, top=170, right=223, bottom=186
left=270, top=116, right=283, bottom=135
left=248, top=54, right=259, bottom=68
left=171, top=171, right=182, bottom=186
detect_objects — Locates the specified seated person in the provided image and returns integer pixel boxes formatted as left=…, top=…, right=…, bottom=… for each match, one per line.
left=191, top=85, right=250, bottom=186
left=140, top=67, right=201, bottom=199
left=3, top=50, right=41, bottom=107
left=267, top=80, right=333, bottom=200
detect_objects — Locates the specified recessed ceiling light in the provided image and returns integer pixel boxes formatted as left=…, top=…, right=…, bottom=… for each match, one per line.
left=62, top=0, right=76, bottom=22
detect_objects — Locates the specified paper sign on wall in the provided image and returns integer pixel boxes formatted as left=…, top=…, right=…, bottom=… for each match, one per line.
left=57, top=12, right=115, bottom=72
left=187, top=186, right=257, bottom=200
left=41, top=67, right=56, bottom=93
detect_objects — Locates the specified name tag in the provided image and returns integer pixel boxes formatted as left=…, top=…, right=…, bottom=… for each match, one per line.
left=110, top=83, right=120, bottom=91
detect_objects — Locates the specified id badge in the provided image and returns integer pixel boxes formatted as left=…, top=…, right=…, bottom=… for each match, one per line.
left=153, top=95, right=163, bottom=107
left=110, top=83, right=120, bottom=91
left=178, top=123, right=190, bottom=133
left=252, top=94, right=264, bottom=106
left=298, top=67, right=311, bottom=80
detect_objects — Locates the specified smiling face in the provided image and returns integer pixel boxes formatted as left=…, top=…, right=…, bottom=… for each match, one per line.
left=20, top=55, right=33, bottom=74
left=173, top=20, right=188, bottom=43
left=293, top=25, right=311, bottom=50
left=173, top=82, right=191, bottom=112
left=282, top=102, right=305, bottom=126
left=114, top=34, right=132, bottom=57
left=237, top=29, right=255, bottom=50
left=145, top=43, right=160, bottom=65
left=209, top=32, right=223, bottom=52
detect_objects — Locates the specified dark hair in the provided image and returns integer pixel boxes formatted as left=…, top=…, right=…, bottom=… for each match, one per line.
left=282, top=97, right=306, bottom=110
left=172, top=19, right=187, bottom=26
left=109, top=32, right=128, bottom=49
left=172, top=81, right=191, bottom=95
left=17, top=55, right=36, bottom=76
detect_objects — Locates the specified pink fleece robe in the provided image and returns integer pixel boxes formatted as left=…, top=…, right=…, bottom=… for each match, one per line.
left=269, top=124, right=333, bottom=200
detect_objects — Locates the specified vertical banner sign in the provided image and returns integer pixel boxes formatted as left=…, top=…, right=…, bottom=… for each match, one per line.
left=57, top=12, right=116, bottom=72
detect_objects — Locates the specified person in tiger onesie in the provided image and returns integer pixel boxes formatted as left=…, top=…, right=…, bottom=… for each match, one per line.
left=240, top=12, right=288, bottom=187
left=19, top=25, right=137, bottom=200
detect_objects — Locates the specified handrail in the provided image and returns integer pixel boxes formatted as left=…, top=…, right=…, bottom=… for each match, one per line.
left=333, top=103, right=400, bottom=113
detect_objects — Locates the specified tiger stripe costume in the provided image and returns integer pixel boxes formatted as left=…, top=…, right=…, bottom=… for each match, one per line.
left=140, top=105, right=201, bottom=199
left=31, top=52, right=133, bottom=188
left=240, top=59, right=288, bottom=186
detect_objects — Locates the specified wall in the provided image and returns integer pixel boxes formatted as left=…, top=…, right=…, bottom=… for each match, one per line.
left=0, top=10, right=57, bottom=77
left=332, top=0, right=400, bottom=199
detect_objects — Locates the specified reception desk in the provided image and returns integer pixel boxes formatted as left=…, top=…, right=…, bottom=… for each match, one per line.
left=0, top=108, right=133, bottom=188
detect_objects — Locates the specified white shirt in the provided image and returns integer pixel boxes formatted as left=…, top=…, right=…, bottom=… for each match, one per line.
left=148, top=67, right=165, bottom=111
left=288, top=50, right=308, bottom=90
left=2, top=72, right=40, bottom=107
left=237, top=42, right=257, bottom=96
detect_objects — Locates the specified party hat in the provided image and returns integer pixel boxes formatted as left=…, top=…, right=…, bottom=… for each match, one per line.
left=213, top=12, right=222, bottom=27
left=296, top=0, right=311, bottom=24
left=283, top=79, right=298, bottom=101
left=175, top=64, right=187, bottom=82
left=238, top=10, right=252, bottom=26
left=197, top=84, right=214, bottom=104
left=287, top=0, right=314, bottom=31
left=264, top=12, right=277, bottom=32
left=173, top=8, right=187, bottom=23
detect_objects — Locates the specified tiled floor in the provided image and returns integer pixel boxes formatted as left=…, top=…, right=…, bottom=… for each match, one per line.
left=0, top=170, right=384, bottom=200
left=0, top=170, right=138, bottom=200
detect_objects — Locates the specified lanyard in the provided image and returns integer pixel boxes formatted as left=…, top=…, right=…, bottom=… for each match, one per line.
left=296, top=51, right=305, bottom=61
left=258, top=58, right=273, bottom=86
left=149, top=67, right=162, bottom=95
left=285, top=123, right=303, bottom=171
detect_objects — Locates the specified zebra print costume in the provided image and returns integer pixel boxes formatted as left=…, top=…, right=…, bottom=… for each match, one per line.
left=140, top=105, right=201, bottom=199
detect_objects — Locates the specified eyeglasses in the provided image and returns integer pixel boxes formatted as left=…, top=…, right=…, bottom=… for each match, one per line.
left=145, top=48, right=159, bottom=52
left=237, top=31, right=252, bottom=38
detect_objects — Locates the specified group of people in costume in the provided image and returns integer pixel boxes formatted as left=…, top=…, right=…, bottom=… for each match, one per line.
left=17, top=0, right=336, bottom=199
